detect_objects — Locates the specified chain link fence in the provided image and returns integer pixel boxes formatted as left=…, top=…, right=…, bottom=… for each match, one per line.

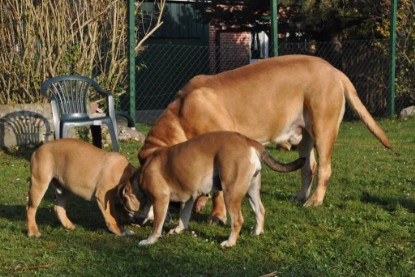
left=123, top=40, right=414, bottom=124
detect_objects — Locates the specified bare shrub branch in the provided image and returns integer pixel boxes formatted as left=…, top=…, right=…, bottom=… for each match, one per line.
left=0, top=0, right=166, bottom=105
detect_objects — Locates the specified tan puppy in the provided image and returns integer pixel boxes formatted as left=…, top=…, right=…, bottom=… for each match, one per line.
left=138, top=55, right=391, bottom=225
left=136, top=131, right=305, bottom=247
left=27, top=138, right=140, bottom=237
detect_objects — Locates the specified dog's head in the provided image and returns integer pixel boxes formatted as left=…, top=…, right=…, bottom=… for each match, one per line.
left=126, top=168, right=153, bottom=226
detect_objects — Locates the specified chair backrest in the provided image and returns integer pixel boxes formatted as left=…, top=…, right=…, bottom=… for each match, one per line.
left=41, top=75, right=100, bottom=120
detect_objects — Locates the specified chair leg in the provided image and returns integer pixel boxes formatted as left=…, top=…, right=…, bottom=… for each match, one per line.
left=61, top=124, right=70, bottom=139
left=90, top=125, right=102, bottom=149
left=54, top=124, right=61, bottom=140
left=107, top=124, right=119, bottom=152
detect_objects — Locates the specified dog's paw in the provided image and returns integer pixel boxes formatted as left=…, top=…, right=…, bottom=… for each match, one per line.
left=121, top=229, right=135, bottom=236
left=63, top=223, right=76, bottom=230
left=303, top=197, right=323, bottom=207
left=168, top=227, right=184, bottom=235
left=139, top=237, right=157, bottom=246
left=250, top=228, right=264, bottom=236
left=27, top=231, right=41, bottom=238
left=220, top=240, right=236, bottom=247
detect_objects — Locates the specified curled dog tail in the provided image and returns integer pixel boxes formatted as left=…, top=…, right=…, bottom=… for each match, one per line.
left=338, top=69, right=392, bottom=149
left=247, top=137, right=305, bottom=173
left=260, top=151, right=306, bottom=173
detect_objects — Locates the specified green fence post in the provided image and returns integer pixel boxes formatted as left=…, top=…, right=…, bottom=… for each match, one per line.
left=128, top=0, right=136, bottom=126
left=388, top=0, right=397, bottom=117
left=270, top=0, right=278, bottom=57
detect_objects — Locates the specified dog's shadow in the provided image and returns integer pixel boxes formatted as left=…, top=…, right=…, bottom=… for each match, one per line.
left=0, top=190, right=108, bottom=235
left=361, top=191, right=415, bottom=213
left=0, top=203, right=63, bottom=234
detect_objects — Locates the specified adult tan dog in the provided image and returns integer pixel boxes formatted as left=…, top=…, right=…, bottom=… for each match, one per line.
left=138, top=54, right=391, bottom=225
left=136, top=131, right=305, bottom=247
left=27, top=138, right=140, bottom=237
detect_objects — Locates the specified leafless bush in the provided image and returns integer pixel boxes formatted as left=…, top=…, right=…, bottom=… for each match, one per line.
left=0, top=0, right=165, bottom=105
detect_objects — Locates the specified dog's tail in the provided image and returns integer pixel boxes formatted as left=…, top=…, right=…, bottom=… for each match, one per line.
left=338, top=69, right=392, bottom=149
left=260, top=151, right=306, bottom=173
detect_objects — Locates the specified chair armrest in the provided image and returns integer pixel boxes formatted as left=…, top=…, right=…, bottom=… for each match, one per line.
left=94, top=86, right=112, bottom=97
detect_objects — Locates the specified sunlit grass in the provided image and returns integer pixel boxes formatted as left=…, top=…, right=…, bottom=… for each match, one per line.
left=0, top=118, right=414, bottom=276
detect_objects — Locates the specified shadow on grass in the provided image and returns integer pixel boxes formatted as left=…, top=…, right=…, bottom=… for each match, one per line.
left=0, top=197, right=113, bottom=236
left=0, top=204, right=303, bottom=275
left=261, top=189, right=305, bottom=208
left=361, top=191, right=415, bottom=213
left=1, top=145, right=39, bottom=161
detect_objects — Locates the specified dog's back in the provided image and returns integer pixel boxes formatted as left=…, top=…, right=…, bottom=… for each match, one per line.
left=31, top=138, right=112, bottom=168
left=142, top=131, right=304, bottom=199
left=30, top=138, right=133, bottom=200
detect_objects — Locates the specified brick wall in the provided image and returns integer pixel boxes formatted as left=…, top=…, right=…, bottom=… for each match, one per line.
left=209, top=25, right=251, bottom=74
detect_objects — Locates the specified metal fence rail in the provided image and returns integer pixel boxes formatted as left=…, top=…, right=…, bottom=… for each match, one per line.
left=125, top=40, right=412, bottom=124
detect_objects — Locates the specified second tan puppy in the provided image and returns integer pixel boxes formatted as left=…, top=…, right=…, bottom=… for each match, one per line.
left=27, top=138, right=140, bottom=237
left=136, top=131, right=305, bottom=247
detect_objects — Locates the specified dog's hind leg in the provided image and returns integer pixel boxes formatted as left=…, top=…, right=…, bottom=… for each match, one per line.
left=303, top=133, right=336, bottom=207
left=221, top=185, right=245, bottom=247
left=53, top=184, right=76, bottom=231
left=169, top=199, right=194, bottom=235
left=292, top=131, right=317, bottom=202
left=26, top=176, right=50, bottom=237
left=303, top=95, right=343, bottom=207
left=247, top=172, right=265, bottom=236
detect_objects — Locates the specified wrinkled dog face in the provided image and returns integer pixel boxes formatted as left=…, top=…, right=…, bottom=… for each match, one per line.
left=119, top=179, right=141, bottom=219
left=126, top=170, right=153, bottom=225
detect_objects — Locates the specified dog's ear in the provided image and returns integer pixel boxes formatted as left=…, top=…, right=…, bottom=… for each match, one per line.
left=121, top=181, right=141, bottom=213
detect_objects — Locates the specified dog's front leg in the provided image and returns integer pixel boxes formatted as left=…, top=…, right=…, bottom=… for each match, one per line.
left=139, top=196, right=170, bottom=246
left=96, top=192, right=133, bottom=236
left=54, top=189, right=76, bottom=231
left=169, top=199, right=194, bottom=235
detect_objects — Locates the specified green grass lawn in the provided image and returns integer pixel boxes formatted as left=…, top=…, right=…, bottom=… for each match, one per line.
left=0, top=118, right=414, bottom=276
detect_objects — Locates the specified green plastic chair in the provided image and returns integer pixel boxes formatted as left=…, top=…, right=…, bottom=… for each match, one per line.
left=41, top=75, right=119, bottom=151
